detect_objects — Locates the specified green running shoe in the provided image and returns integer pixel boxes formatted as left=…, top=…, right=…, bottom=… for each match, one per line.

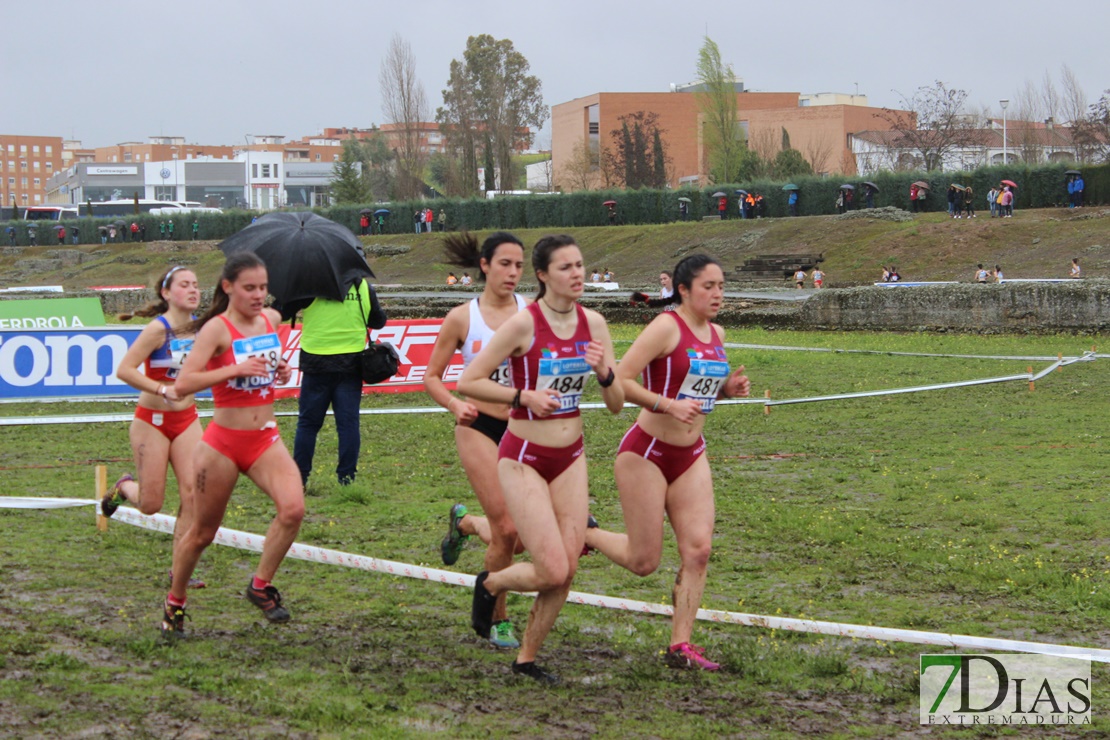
left=440, top=503, right=470, bottom=565
left=490, top=619, right=520, bottom=649
left=100, top=473, right=133, bottom=518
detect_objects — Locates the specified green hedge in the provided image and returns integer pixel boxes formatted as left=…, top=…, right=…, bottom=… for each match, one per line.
left=4, top=162, right=1104, bottom=247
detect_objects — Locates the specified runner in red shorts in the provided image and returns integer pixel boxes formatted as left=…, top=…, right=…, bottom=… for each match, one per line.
left=163, top=252, right=302, bottom=639
left=586, top=254, right=751, bottom=671
left=105, top=266, right=205, bottom=588
left=459, top=235, right=624, bottom=684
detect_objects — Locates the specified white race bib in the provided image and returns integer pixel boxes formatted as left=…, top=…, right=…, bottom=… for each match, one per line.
left=489, top=361, right=512, bottom=387
left=166, top=337, right=193, bottom=379
left=230, top=332, right=280, bottom=391
left=537, top=356, right=590, bottom=414
left=676, top=359, right=729, bottom=413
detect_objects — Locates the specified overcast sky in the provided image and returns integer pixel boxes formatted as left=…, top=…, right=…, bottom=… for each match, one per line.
left=7, top=1, right=1108, bottom=149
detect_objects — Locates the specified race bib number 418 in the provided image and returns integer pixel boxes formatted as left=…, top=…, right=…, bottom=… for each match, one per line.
left=230, top=332, right=281, bottom=390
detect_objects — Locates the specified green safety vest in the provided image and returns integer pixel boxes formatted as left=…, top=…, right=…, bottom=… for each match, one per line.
left=299, top=281, right=371, bottom=355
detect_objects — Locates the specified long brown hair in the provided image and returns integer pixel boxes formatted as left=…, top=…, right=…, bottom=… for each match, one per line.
left=184, top=252, right=266, bottom=334
left=118, top=266, right=193, bottom=321
left=442, top=231, right=523, bottom=282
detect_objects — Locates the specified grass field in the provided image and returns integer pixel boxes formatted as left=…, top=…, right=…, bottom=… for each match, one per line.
left=1, top=327, right=1107, bottom=738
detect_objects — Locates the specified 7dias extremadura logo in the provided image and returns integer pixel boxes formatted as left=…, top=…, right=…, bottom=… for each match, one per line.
left=920, top=654, right=1091, bottom=725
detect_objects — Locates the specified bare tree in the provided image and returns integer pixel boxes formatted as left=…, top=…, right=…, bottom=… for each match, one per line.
left=876, top=81, right=980, bottom=171
left=561, top=139, right=598, bottom=192
left=802, top=133, right=836, bottom=175
left=1059, top=64, right=1101, bottom=163
left=747, top=128, right=779, bottom=170
left=380, top=34, right=430, bottom=199
left=1013, top=79, right=1045, bottom=163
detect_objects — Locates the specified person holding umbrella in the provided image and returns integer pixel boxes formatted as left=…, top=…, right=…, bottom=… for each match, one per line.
left=5, top=225, right=14, bottom=247
left=604, top=200, right=618, bottom=225
left=783, top=185, right=799, bottom=216
left=55, top=224, right=66, bottom=244
left=359, top=212, right=370, bottom=235
left=293, top=243, right=386, bottom=487
left=165, top=250, right=299, bottom=639
left=716, top=193, right=727, bottom=220
left=863, top=182, right=878, bottom=209
left=678, top=197, right=690, bottom=221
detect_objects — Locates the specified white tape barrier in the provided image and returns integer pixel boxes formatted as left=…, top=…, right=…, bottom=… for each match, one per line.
left=2, top=495, right=1108, bottom=663
left=2, top=355, right=1096, bottom=427
left=725, top=342, right=1100, bottom=363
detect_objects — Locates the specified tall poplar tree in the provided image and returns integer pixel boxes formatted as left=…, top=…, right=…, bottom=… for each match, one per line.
left=696, top=37, right=742, bottom=183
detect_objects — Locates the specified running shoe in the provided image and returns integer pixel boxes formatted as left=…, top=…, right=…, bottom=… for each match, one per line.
left=490, top=620, right=520, bottom=649
left=664, top=642, right=720, bottom=671
left=160, top=600, right=188, bottom=641
left=580, top=513, right=598, bottom=558
left=168, top=570, right=207, bottom=590
left=440, top=503, right=470, bottom=565
left=245, top=581, right=291, bottom=623
left=100, top=473, right=133, bottom=518
left=471, top=571, right=496, bottom=639
left=511, top=660, right=561, bottom=686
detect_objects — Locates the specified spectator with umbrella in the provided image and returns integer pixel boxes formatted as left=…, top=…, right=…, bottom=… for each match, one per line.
left=359, top=209, right=372, bottom=235
left=713, top=192, right=727, bottom=220
left=863, top=182, right=878, bottom=209
left=5, top=225, right=15, bottom=247
left=783, top=184, right=799, bottom=216
left=604, top=200, right=618, bottom=225
left=54, top=224, right=66, bottom=244
left=677, top=197, right=690, bottom=221
left=374, top=208, right=390, bottom=234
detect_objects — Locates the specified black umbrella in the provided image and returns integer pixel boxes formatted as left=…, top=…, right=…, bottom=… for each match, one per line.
left=113, top=219, right=127, bottom=226
left=219, top=212, right=375, bottom=319
left=359, top=208, right=375, bottom=215
left=1065, top=170, right=1081, bottom=176
left=863, top=182, right=880, bottom=191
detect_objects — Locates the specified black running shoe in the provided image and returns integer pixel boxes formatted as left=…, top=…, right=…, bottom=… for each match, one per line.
left=100, top=473, right=133, bottom=518
left=512, top=660, right=561, bottom=686
left=245, top=582, right=291, bottom=623
left=471, top=571, right=496, bottom=639
left=160, top=600, right=188, bottom=641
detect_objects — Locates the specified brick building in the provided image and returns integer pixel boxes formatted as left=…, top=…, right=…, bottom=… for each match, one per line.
left=551, top=88, right=907, bottom=189
left=0, top=134, right=65, bottom=210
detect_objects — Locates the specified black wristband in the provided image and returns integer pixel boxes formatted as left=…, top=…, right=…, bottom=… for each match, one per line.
left=597, top=367, right=616, bottom=388
left=511, top=389, right=522, bottom=409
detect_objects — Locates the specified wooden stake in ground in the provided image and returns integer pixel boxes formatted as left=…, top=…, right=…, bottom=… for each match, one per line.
left=764, top=388, right=772, bottom=415
left=95, top=465, right=108, bottom=532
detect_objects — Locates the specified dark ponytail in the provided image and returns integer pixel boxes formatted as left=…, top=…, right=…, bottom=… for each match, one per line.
left=442, top=231, right=523, bottom=282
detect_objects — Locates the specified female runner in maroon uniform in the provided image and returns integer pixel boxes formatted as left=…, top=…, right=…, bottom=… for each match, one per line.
left=585, top=254, right=750, bottom=671
left=459, top=235, right=624, bottom=684
left=163, top=252, right=302, bottom=639
left=105, top=266, right=205, bottom=587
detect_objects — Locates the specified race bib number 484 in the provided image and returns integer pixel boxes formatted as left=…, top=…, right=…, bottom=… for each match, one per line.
left=538, top=356, right=590, bottom=413
left=230, top=332, right=281, bottom=390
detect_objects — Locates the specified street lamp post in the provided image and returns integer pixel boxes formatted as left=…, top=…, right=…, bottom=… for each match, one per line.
left=1000, top=99, right=1009, bottom=165
left=1045, top=117, right=1054, bottom=162
left=243, top=135, right=251, bottom=210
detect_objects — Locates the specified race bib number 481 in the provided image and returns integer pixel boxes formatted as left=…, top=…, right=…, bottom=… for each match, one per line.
left=676, top=359, right=729, bottom=413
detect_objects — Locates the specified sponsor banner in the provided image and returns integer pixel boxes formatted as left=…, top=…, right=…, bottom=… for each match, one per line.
left=920, top=654, right=1091, bottom=726
left=87, top=166, right=138, bottom=176
left=0, top=319, right=460, bottom=400
left=277, top=319, right=462, bottom=398
left=0, top=297, right=106, bottom=331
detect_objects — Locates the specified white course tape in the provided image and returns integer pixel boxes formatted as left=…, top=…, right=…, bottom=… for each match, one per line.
left=4, top=496, right=1104, bottom=663
left=0, top=497, right=99, bottom=509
